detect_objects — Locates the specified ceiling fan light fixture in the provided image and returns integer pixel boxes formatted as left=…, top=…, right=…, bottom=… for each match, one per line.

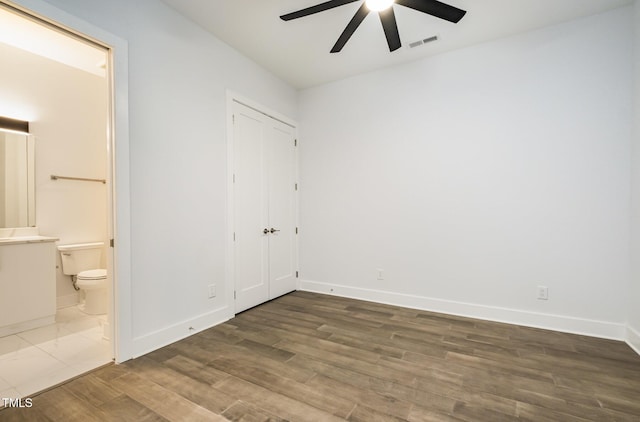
left=365, top=0, right=394, bottom=12
left=280, top=0, right=466, bottom=53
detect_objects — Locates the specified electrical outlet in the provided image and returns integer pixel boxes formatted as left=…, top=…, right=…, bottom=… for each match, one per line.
left=208, top=284, right=216, bottom=298
left=377, top=269, right=384, bottom=280
left=537, top=285, right=548, bottom=300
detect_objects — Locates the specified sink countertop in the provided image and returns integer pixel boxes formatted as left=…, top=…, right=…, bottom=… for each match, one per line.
left=0, top=236, right=59, bottom=245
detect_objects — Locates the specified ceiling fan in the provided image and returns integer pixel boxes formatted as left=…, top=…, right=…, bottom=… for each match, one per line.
left=280, top=0, right=466, bottom=53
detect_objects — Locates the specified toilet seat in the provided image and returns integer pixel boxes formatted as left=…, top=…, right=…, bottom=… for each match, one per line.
left=76, top=269, right=107, bottom=290
left=77, top=269, right=107, bottom=280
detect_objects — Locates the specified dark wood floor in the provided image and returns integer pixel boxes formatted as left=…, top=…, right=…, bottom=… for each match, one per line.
left=2, top=291, right=640, bottom=421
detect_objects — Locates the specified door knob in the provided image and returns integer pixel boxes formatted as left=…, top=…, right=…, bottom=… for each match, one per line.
left=263, top=228, right=269, bottom=234
left=270, top=228, right=280, bottom=234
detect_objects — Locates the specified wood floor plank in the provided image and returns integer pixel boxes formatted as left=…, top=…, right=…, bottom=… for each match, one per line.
left=17, top=386, right=107, bottom=422
left=274, top=332, right=383, bottom=365
left=595, top=392, right=640, bottom=415
left=515, top=402, right=596, bottom=422
left=445, top=351, right=556, bottom=383
left=226, top=318, right=284, bottom=346
left=305, top=374, right=413, bottom=420
left=0, top=406, right=53, bottom=422
left=318, top=323, right=446, bottom=359
left=326, top=333, right=406, bottom=359
left=109, top=372, right=225, bottom=421
left=125, top=356, right=237, bottom=415
left=60, top=373, right=123, bottom=408
left=208, top=356, right=355, bottom=417
left=97, top=394, right=169, bottom=422
left=214, top=376, right=345, bottom=421
left=236, top=338, right=295, bottom=362
left=221, top=400, right=285, bottom=422
left=161, top=338, right=223, bottom=364
left=451, top=401, right=520, bottom=422
left=288, top=353, right=392, bottom=390
left=2, top=291, right=640, bottom=421
left=407, top=404, right=466, bottom=422
left=240, top=308, right=334, bottom=339
left=277, top=338, right=417, bottom=385
left=347, top=404, right=406, bottom=422
left=162, top=354, right=230, bottom=385
left=205, top=342, right=316, bottom=383
left=289, top=351, right=426, bottom=408
left=388, top=333, right=454, bottom=358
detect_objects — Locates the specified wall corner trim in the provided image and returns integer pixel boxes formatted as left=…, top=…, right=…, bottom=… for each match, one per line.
left=626, top=325, right=640, bottom=356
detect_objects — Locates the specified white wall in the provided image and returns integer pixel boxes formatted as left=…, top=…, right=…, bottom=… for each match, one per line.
left=25, top=0, right=635, bottom=357
left=299, top=7, right=634, bottom=339
left=34, top=0, right=297, bottom=356
left=0, top=41, right=108, bottom=308
left=629, top=0, right=640, bottom=353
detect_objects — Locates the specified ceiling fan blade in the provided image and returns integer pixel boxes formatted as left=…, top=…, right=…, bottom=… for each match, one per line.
left=331, top=3, right=370, bottom=53
left=379, top=7, right=401, bottom=51
left=280, top=0, right=360, bottom=21
left=395, top=0, right=466, bottom=23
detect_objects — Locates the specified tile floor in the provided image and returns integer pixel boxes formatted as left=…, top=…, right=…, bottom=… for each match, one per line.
left=0, top=306, right=112, bottom=399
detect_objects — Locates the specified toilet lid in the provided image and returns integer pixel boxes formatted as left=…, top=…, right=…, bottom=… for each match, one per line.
left=77, top=269, right=107, bottom=280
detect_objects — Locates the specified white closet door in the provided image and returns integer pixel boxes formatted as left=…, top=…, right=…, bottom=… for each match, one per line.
left=267, top=121, right=297, bottom=299
left=233, top=103, right=269, bottom=313
left=233, top=101, right=297, bottom=313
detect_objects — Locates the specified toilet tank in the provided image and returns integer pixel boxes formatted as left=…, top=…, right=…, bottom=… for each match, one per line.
left=57, top=242, right=104, bottom=275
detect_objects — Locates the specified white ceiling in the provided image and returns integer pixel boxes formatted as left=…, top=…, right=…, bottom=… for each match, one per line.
left=164, top=0, right=632, bottom=89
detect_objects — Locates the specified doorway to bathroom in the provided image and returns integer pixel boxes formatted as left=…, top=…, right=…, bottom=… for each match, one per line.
left=0, top=1, right=123, bottom=399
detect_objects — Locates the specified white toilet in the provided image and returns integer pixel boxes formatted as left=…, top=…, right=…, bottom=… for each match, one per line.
left=57, top=242, right=108, bottom=315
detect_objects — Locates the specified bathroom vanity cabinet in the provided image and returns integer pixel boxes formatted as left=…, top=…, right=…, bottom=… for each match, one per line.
left=0, top=237, right=57, bottom=337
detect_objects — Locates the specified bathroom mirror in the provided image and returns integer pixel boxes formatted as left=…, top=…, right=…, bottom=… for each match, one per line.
left=0, top=132, right=35, bottom=228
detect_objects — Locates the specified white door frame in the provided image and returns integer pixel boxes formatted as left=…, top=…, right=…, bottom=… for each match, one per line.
left=226, top=91, right=298, bottom=315
left=7, top=0, right=133, bottom=362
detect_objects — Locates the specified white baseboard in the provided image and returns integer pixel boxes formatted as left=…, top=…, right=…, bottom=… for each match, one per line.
left=299, top=280, right=627, bottom=341
left=132, top=306, right=233, bottom=358
left=627, top=325, right=640, bottom=355
left=0, top=315, right=55, bottom=338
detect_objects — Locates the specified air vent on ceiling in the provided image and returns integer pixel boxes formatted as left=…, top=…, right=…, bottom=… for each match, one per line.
left=408, top=35, right=439, bottom=49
